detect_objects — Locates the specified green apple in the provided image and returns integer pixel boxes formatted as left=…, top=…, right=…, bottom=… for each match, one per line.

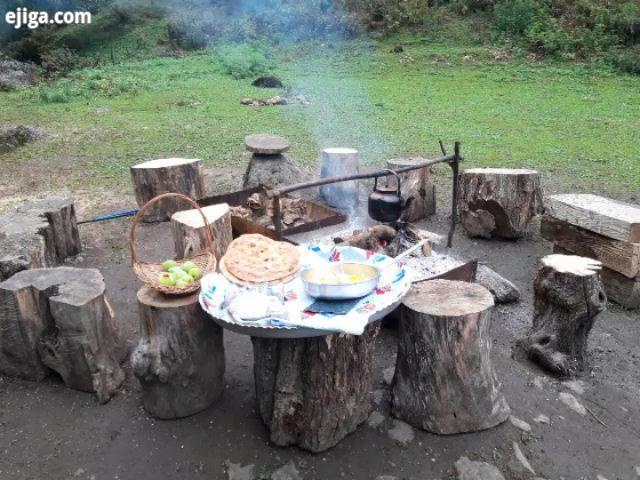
left=176, top=275, right=194, bottom=288
left=188, top=267, right=202, bottom=281
left=169, top=266, right=186, bottom=276
left=181, top=261, right=197, bottom=273
left=161, top=260, right=177, bottom=272
left=157, top=272, right=176, bottom=286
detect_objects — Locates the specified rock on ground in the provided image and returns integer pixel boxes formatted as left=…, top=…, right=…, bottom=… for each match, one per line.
left=509, top=415, right=532, bottom=432
left=271, top=461, right=302, bottom=480
left=225, top=461, right=254, bottom=480
left=367, top=411, right=386, bottom=429
left=454, top=456, right=505, bottom=480
left=562, top=380, right=586, bottom=395
left=533, top=414, right=550, bottom=424
left=559, top=392, right=587, bottom=416
left=512, top=442, right=536, bottom=475
left=387, top=420, right=414, bottom=446
left=382, top=366, right=395, bottom=386
left=476, top=264, right=520, bottom=303
left=0, top=125, right=42, bottom=153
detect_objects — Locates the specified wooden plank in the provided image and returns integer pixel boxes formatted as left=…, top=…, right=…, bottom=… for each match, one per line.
left=546, top=194, right=640, bottom=242
left=601, top=268, right=640, bottom=310
left=540, top=215, right=640, bottom=278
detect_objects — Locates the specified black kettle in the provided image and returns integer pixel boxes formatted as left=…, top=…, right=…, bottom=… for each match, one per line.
left=368, top=170, right=403, bottom=223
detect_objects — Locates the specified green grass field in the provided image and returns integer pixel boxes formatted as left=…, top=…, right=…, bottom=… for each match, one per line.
left=2, top=35, right=639, bottom=198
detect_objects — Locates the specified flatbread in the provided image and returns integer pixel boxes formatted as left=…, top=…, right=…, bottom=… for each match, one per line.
left=223, top=234, right=300, bottom=283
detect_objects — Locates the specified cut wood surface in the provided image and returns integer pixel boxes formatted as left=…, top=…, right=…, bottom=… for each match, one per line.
left=244, top=134, right=290, bottom=154
left=387, top=158, right=435, bottom=222
left=541, top=215, right=640, bottom=278
left=251, top=323, right=379, bottom=452
left=392, top=280, right=510, bottom=434
left=130, top=158, right=205, bottom=222
left=131, top=287, right=225, bottom=419
left=171, top=203, right=232, bottom=261
left=546, top=194, right=640, bottom=242
left=458, top=168, right=543, bottom=239
left=0, top=197, right=81, bottom=281
left=517, top=254, right=606, bottom=376
left=0, top=267, right=124, bottom=402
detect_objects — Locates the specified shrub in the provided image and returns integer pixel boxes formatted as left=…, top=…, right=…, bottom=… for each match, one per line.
left=494, top=0, right=542, bottom=35
left=39, top=86, right=72, bottom=103
left=611, top=46, right=640, bottom=74
left=214, top=43, right=273, bottom=79
left=40, top=48, right=96, bottom=76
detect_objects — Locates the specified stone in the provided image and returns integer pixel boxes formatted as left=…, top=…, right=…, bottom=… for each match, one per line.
left=244, top=133, right=289, bottom=154
left=387, top=420, right=414, bottom=446
left=382, top=366, right=395, bottom=386
left=0, top=125, right=42, bottom=153
left=476, top=265, right=520, bottom=303
left=512, top=442, right=536, bottom=475
left=562, top=380, right=586, bottom=395
left=509, top=416, right=532, bottom=432
left=533, top=414, right=550, bottom=424
left=558, top=392, right=586, bottom=416
left=454, top=456, right=505, bottom=480
left=373, top=389, right=391, bottom=408
left=225, top=462, right=254, bottom=480
left=271, top=461, right=302, bottom=480
left=367, top=411, right=386, bottom=429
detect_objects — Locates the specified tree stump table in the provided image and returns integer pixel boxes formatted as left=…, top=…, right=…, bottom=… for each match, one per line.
left=171, top=203, right=233, bottom=262
left=387, top=158, right=435, bottom=221
left=458, top=168, right=543, bottom=239
left=131, top=287, right=225, bottom=419
left=517, top=254, right=606, bottom=376
left=130, top=158, right=205, bottom=222
left=251, top=323, right=380, bottom=452
left=392, top=279, right=510, bottom=434
left=0, top=267, right=124, bottom=402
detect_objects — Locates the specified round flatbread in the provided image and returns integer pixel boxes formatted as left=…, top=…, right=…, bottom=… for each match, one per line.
left=223, top=234, right=300, bottom=283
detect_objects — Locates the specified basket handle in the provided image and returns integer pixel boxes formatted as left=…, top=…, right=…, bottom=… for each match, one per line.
left=129, top=192, right=216, bottom=272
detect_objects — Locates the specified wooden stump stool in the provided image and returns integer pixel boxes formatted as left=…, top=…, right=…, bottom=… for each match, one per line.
left=130, top=158, right=205, bottom=223
left=171, top=203, right=233, bottom=262
left=458, top=168, right=543, bottom=239
left=251, top=323, right=379, bottom=452
left=392, top=280, right=510, bottom=434
left=517, top=254, right=606, bottom=376
left=387, top=158, right=435, bottom=221
left=0, top=267, right=124, bottom=402
left=131, top=287, right=225, bottom=419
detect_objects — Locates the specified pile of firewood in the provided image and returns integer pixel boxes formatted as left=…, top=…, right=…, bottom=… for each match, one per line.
left=230, top=193, right=312, bottom=229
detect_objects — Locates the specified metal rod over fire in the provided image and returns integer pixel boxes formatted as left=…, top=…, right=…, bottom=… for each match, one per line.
left=269, top=141, right=463, bottom=247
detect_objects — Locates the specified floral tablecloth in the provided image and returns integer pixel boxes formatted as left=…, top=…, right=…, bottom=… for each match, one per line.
left=199, top=244, right=414, bottom=335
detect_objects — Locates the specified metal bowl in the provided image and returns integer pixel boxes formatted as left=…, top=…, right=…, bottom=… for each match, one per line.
left=301, top=262, right=380, bottom=300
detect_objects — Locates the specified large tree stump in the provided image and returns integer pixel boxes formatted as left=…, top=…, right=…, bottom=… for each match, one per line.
left=130, top=158, right=205, bottom=222
left=392, top=280, right=510, bottom=434
left=251, top=323, right=379, bottom=452
left=0, top=197, right=81, bottom=281
left=170, top=203, right=233, bottom=261
left=517, top=254, right=607, bottom=376
left=458, top=168, right=543, bottom=239
left=131, top=287, right=225, bottom=419
left=0, top=267, right=124, bottom=402
left=387, top=158, right=435, bottom=222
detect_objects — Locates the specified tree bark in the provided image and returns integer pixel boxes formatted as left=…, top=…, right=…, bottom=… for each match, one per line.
left=387, top=158, right=435, bottom=222
left=0, top=197, right=81, bottom=281
left=458, top=168, right=543, bottom=239
left=517, top=254, right=607, bottom=376
left=131, top=287, right=225, bottom=419
left=251, top=323, right=379, bottom=452
left=0, top=267, right=124, bottom=402
left=130, top=158, right=205, bottom=222
left=392, top=280, right=510, bottom=434
left=171, top=203, right=233, bottom=262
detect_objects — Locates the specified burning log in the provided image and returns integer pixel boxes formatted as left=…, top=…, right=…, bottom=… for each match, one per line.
left=392, top=280, right=510, bottom=434
left=131, top=287, right=225, bottom=419
left=387, top=158, right=436, bottom=222
left=130, top=158, right=205, bottom=223
left=334, top=225, right=397, bottom=253
left=0, top=267, right=125, bottom=402
left=458, top=168, right=543, bottom=239
left=171, top=203, right=233, bottom=262
left=251, top=323, right=379, bottom=452
left=517, top=254, right=606, bottom=376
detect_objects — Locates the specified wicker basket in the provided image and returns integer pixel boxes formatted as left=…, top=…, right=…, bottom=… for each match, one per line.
left=129, top=192, right=216, bottom=295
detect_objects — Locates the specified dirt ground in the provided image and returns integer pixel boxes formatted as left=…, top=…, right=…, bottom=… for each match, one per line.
left=0, top=167, right=639, bottom=480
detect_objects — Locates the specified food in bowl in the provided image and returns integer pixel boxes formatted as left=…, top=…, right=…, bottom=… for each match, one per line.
left=308, top=265, right=372, bottom=284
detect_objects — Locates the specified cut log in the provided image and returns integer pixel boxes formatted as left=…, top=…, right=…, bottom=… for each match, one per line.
left=251, top=323, right=379, bottom=452
left=244, top=134, right=289, bottom=154
left=600, top=267, right=640, bottom=310
left=387, top=158, right=435, bottom=222
left=131, top=287, right=225, bottom=419
left=0, top=197, right=81, bottom=281
left=392, top=280, right=510, bottom=434
left=458, top=168, right=543, bottom=239
left=546, top=194, right=640, bottom=243
left=517, top=254, right=607, bottom=376
left=319, top=148, right=359, bottom=209
left=541, top=215, right=640, bottom=278
left=171, top=203, right=233, bottom=261
left=0, top=267, right=124, bottom=402
left=130, top=158, right=205, bottom=222
left=476, top=264, right=520, bottom=304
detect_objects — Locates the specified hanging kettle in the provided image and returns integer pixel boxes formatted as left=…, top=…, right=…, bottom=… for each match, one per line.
left=368, top=169, right=403, bottom=223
